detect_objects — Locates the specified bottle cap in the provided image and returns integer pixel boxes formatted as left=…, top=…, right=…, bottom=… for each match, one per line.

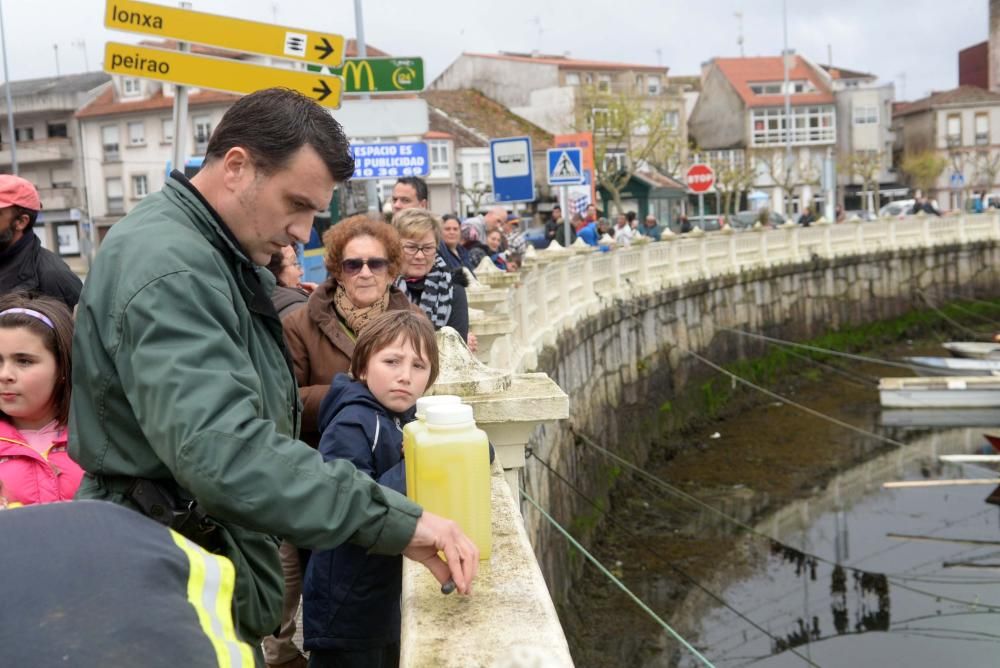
left=415, top=395, right=462, bottom=419
left=426, top=403, right=475, bottom=426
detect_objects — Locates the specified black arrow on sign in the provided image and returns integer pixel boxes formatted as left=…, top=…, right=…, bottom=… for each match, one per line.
left=312, top=79, right=332, bottom=102
left=314, top=37, right=335, bottom=60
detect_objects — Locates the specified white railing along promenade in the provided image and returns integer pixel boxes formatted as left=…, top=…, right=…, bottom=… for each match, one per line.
left=471, top=213, right=1000, bottom=374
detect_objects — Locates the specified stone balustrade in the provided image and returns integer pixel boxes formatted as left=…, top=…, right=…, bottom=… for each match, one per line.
left=398, top=212, right=999, bottom=666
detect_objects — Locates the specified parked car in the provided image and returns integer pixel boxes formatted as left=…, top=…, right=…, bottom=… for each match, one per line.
left=878, top=199, right=916, bottom=218
left=731, top=210, right=787, bottom=229
left=522, top=226, right=549, bottom=249
left=844, top=209, right=876, bottom=222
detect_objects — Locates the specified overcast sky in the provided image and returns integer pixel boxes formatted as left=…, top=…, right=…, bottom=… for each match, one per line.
left=2, top=0, right=987, bottom=102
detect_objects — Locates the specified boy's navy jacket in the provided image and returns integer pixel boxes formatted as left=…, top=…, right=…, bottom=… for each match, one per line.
left=303, top=373, right=414, bottom=651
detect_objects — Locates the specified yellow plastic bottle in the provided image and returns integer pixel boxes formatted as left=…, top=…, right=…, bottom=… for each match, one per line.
left=410, top=403, right=492, bottom=560
left=404, top=395, right=461, bottom=503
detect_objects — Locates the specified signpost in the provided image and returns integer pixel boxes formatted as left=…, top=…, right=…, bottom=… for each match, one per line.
left=490, top=137, right=534, bottom=203
left=686, top=163, right=715, bottom=229
left=307, top=57, right=424, bottom=94
left=547, top=147, right=584, bottom=246
left=103, top=42, right=344, bottom=108
left=105, top=0, right=345, bottom=66
left=350, top=142, right=429, bottom=180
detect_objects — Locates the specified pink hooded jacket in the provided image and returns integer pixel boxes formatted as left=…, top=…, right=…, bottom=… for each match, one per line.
left=0, top=420, right=83, bottom=505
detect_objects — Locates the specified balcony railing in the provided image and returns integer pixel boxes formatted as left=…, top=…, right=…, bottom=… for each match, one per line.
left=0, top=138, right=75, bottom=166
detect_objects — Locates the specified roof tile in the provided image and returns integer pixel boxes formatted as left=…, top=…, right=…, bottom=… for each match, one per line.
left=714, top=56, right=834, bottom=107
left=421, top=89, right=553, bottom=150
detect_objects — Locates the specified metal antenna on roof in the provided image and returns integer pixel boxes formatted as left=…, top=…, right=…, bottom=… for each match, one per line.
left=71, top=39, right=89, bottom=72
left=735, top=11, right=744, bottom=57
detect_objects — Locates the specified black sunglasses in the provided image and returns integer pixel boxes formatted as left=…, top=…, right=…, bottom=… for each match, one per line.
left=341, top=257, right=390, bottom=276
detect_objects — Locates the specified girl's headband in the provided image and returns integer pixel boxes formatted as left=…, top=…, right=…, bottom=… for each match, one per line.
left=0, top=307, right=54, bottom=329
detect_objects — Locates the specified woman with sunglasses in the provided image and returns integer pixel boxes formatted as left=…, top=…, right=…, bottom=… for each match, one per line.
left=282, top=214, right=424, bottom=447
left=392, top=208, right=475, bottom=352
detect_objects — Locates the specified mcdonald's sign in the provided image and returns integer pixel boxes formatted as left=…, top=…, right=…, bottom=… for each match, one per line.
left=307, top=57, right=424, bottom=94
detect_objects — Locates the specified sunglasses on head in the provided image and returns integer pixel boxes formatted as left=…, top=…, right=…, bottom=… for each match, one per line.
left=341, top=257, right=390, bottom=276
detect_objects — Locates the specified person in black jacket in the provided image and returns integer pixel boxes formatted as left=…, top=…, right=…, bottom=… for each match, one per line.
left=303, top=310, right=439, bottom=668
left=0, top=175, right=81, bottom=308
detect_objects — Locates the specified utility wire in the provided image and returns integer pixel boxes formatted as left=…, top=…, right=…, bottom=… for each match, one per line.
left=572, top=429, right=1000, bottom=613
left=776, top=343, right=879, bottom=387
left=683, top=348, right=908, bottom=450
left=717, top=326, right=916, bottom=370
left=915, top=290, right=985, bottom=338
left=519, top=486, right=718, bottom=668
left=527, top=450, right=821, bottom=667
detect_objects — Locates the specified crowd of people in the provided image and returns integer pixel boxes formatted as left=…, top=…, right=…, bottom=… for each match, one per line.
left=0, top=89, right=480, bottom=668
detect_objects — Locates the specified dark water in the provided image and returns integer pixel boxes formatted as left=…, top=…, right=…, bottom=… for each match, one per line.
left=563, top=340, right=1000, bottom=668
left=677, top=428, right=1000, bottom=668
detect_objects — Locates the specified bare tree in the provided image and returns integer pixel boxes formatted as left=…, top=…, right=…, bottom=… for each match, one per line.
left=948, top=149, right=972, bottom=203
left=575, top=85, right=683, bottom=215
left=710, top=150, right=758, bottom=215
left=457, top=181, right=492, bottom=216
left=974, top=149, right=1000, bottom=193
left=761, top=151, right=820, bottom=217
left=840, top=150, right=884, bottom=213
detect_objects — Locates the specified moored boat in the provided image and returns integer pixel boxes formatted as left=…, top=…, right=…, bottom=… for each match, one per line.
left=943, top=342, right=1000, bottom=359
left=878, top=375, right=1000, bottom=408
left=904, top=356, right=1000, bottom=376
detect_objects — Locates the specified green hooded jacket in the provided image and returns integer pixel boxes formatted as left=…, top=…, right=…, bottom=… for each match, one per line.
left=69, top=173, right=422, bottom=642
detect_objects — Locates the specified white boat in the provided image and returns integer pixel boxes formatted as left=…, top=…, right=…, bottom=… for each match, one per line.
left=879, top=375, right=1000, bottom=408
left=943, top=342, right=1000, bottom=359
left=879, top=408, right=1000, bottom=428
left=904, top=356, right=1000, bottom=376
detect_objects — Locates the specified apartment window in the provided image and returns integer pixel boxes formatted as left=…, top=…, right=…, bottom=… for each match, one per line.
left=584, top=73, right=593, bottom=85
left=161, top=118, right=174, bottom=144
left=647, top=75, right=661, bottom=95
left=14, top=126, right=34, bottom=142
left=131, top=174, right=149, bottom=199
left=429, top=140, right=450, bottom=176
left=946, top=114, right=962, bottom=147
left=603, top=149, right=626, bottom=172
left=469, top=162, right=480, bottom=183
left=597, top=74, right=611, bottom=92
left=853, top=106, right=878, bottom=125
left=46, top=122, right=68, bottom=138
left=106, top=177, right=124, bottom=213
left=122, top=78, right=141, bottom=97
left=193, top=116, right=212, bottom=151
left=750, top=82, right=782, bottom=95
left=750, top=106, right=835, bottom=146
left=975, top=112, right=990, bottom=146
left=50, top=167, right=73, bottom=189
left=127, top=121, right=145, bottom=146
left=664, top=110, right=680, bottom=130
left=589, top=107, right=610, bottom=132
left=102, top=125, right=120, bottom=161
left=565, top=72, right=580, bottom=86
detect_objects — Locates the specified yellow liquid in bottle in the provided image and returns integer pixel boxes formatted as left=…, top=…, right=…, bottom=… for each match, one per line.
left=410, top=408, right=492, bottom=560
left=405, top=396, right=461, bottom=503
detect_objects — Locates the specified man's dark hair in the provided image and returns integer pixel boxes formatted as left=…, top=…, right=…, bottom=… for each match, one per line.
left=626, top=211, right=637, bottom=223
left=442, top=213, right=459, bottom=223
left=13, top=206, right=37, bottom=230
left=395, top=176, right=428, bottom=202
left=204, top=88, right=354, bottom=181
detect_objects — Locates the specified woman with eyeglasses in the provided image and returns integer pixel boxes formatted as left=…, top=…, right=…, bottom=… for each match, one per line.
left=392, top=208, right=475, bottom=351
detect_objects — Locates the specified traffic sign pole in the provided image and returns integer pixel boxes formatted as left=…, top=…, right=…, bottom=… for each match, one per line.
left=561, top=185, right=570, bottom=247
left=170, top=2, right=191, bottom=178
left=698, top=193, right=705, bottom=231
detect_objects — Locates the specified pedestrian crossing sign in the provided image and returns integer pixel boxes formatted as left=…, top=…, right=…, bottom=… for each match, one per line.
left=547, top=147, right=585, bottom=186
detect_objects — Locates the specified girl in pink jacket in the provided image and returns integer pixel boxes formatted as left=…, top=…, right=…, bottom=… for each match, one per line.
left=0, top=293, right=82, bottom=506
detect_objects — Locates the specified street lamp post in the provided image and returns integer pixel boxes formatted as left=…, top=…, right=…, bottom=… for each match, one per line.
left=0, top=0, right=17, bottom=174
left=782, top=0, right=791, bottom=218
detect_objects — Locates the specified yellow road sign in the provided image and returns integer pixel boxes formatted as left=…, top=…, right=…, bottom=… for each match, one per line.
left=106, top=0, right=345, bottom=67
left=104, top=42, right=343, bottom=109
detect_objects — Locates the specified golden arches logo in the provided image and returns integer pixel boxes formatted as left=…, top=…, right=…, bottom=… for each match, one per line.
left=391, top=66, right=416, bottom=90
left=342, top=60, right=375, bottom=91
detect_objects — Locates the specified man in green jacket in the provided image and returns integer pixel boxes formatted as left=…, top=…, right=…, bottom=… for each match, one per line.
left=70, top=88, right=478, bottom=647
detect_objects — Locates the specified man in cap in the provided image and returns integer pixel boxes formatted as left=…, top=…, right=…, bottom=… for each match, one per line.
left=0, top=175, right=82, bottom=308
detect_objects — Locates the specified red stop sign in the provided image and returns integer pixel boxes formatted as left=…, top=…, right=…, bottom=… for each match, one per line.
left=686, top=163, right=715, bottom=193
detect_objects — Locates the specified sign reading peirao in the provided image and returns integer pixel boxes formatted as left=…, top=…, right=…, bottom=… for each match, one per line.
left=110, top=50, right=171, bottom=74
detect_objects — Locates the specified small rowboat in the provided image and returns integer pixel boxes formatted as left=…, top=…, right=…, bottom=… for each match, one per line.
left=878, top=375, right=1000, bottom=408
left=943, top=342, right=1000, bottom=359
left=903, top=356, right=1000, bottom=376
